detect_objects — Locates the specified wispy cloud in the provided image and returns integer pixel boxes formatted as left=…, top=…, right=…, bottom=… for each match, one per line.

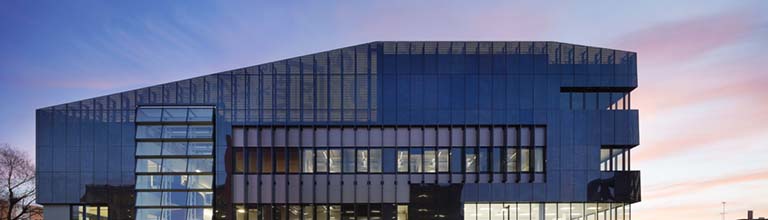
left=645, top=170, right=768, bottom=199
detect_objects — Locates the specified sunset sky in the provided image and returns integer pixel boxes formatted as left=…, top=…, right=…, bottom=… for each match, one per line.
left=1, top=1, right=767, bottom=219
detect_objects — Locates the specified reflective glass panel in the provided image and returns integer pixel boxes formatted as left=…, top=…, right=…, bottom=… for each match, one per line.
left=188, top=175, right=213, bottom=189
left=466, top=148, right=477, bottom=173
left=397, top=149, right=408, bottom=172
left=136, top=142, right=162, bottom=156
left=162, top=125, right=188, bottom=139
left=479, top=148, right=489, bottom=172
left=136, top=159, right=162, bottom=173
left=136, top=208, right=162, bottom=220
left=162, top=108, right=188, bottom=122
left=357, top=149, right=369, bottom=172
left=136, top=126, right=163, bottom=139
left=343, top=149, right=356, bottom=173
left=437, top=149, right=449, bottom=172
left=329, top=149, right=341, bottom=173
left=188, top=142, right=213, bottom=155
left=187, top=191, right=213, bottom=206
left=187, top=108, right=213, bottom=122
left=161, top=175, right=188, bottom=189
left=369, top=149, right=382, bottom=173
left=188, top=125, right=213, bottom=139
left=521, top=148, right=530, bottom=172
left=161, top=208, right=186, bottom=220
left=136, top=175, right=162, bottom=189
left=316, top=149, right=328, bottom=172
left=136, top=192, right=162, bottom=206
left=424, top=149, right=436, bottom=173
left=188, top=158, right=213, bottom=173
left=162, top=191, right=188, bottom=206
left=137, top=108, right=163, bottom=122
left=410, top=148, right=423, bottom=173
left=534, top=148, right=544, bottom=172
left=303, top=149, right=314, bottom=173
left=507, top=149, right=518, bottom=172
left=162, top=159, right=187, bottom=172
left=162, top=142, right=188, bottom=156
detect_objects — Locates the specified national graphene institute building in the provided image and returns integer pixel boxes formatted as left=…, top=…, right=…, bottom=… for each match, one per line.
left=36, top=41, right=640, bottom=220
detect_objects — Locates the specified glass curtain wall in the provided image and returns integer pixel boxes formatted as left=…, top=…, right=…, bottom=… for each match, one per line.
left=463, top=202, right=630, bottom=220
left=135, top=107, right=215, bottom=220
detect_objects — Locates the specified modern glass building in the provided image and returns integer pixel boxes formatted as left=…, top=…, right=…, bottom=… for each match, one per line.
left=36, top=41, right=640, bottom=220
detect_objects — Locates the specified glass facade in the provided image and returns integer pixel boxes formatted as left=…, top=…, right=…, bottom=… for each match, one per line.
left=36, top=41, right=640, bottom=220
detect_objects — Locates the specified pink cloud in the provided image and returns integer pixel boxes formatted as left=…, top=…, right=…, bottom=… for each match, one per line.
left=645, top=170, right=768, bottom=199
left=611, top=8, right=758, bottom=65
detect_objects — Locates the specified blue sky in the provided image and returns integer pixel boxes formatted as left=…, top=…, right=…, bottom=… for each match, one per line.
left=1, top=1, right=767, bottom=219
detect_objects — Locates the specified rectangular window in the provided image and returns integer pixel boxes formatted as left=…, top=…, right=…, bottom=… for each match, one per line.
left=188, top=175, right=213, bottom=189
left=188, top=158, right=213, bottom=173
left=329, top=149, right=342, bottom=173
left=248, top=149, right=259, bottom=173
left=136, top=125, right=162, bottom=139
left=162, top=142, right=187, bottom=156
left=187, top=108, right=213, bottom=122
left=261, top=148, right=273, bottom=173
left=357, top=149, right=369, bottom=172
left=316, top=149, right=328, bottom=172
left=397, top=149, right=409, bottom=172
left=136, top=175, right=162, bottom=189
left=161, top=175, right=188, bottom=189
left=492, top=147, right=502, bottom=173
left=437, top=149, right=449, bottom=172
left=424, top=149, right=436, bottom=173
left=161, top=191, right=188, bottom=206
left=450, top=148, right=462, bottom=173
left=410, top=148, right=423, bottom=173
left=187, top=191, right=213, bottom=206
left=188, top=142, right=213, bottom=155
left=162, top=125, right=188, bottom=139
left=534, top=148, right=544, bottom=172
left=370, top=149, right=382, bottom=173
left=521, top=148, right=531, bottom=172
left=137, top=108, right=162, bottom=122
left=478, top=147, right=489, bottom=172
left=507, top=148, right=518, bottom=172
left=382, top=148, right=396, bottom=173
left=465, top=148, right=477, bottom=173
left=136, top=142, right=162, bottom=156
left=136, top=192, right=162, bottom=206
left=343, top=149, right=356, bottom=173
left=303, top=149, right=314, bottom=173
left=188, top=125, right=213, bottom=139
left=136, top=158, right=162, bottom=173
left=275, top=148, right=287, bottom=173
left=162, top=159, right=187, bottom=172
left=288, top=148, right=300, bottom=173
left=162, top=108, right=188, bottom=122
left=136, top=209, right=161, bottom=220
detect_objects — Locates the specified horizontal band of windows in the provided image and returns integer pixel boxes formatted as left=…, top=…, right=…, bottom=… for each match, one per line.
left=232, top=125, right=546, bottom=147
left=234, top=204, right=407, bottom=220
left=136, top=175, right=213, bottom=190
left=233, top=147, right=545, bottom=174
left=464, top=202, right=630, bottom=220
left=136, top=125, right=213, bottom=139
left=137, top=107, right=213, bottom=123
left=135, top=208, right=212, bottom=220
left=136, top=158, right=213, bottom=173
left=136, top=191, right=213, bottom=207
left=136, top=141, right=214, bottom=157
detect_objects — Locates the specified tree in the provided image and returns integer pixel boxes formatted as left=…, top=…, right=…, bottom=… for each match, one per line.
left=0, top=144, right=37, bottom=220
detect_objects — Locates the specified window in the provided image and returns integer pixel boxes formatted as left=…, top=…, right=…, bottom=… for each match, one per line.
left=162, top=191, right=188, bottom=206
left=136, top=209, right=162, bottom=220
left=136, top=175, right=162, bottom=189
left=410, top=148, right=423, bottom=173
left=478, top=148, right=489, bottom=172
left=303, top=149, right=314, bottom=173
left=451, top=148, right=462, bottom=173
left=188, top=159, right=213, bottom=173
left=397, top=149, right=408, bottom=172
left=424, top=149, right=436, bottom=173
left=370, top=149, right=382, bottom=173
left=248, top=149, right=259, bottom=173
left=162, top=125, right=188, bottom=139
left=136, top=159, right=162, bottom=173
left=492, top=148, right=502, bottom=172
left=316, top=149, right=328, bottom=172
left=136, top=126, right=163, bottom=139
left=465, top=148, right=477, bottom=173
left=188, top=125, right=213, bottom=139
left=188, top=175, right=213, bottom=189
left=162, top=142, right=187, bottom=156
left=288, top=148, right=300, bottom=173
left=188, top=142, right=213, bottom=155
left=343, top=149, right=356, bottom=173
left=382, top=148, right=396, bottom=173
left=275, top=148, right=286, bottom=173
left=329, top=149, right=342, bottom=173
left=521, top=148, right=530, bottom=172
left=187, top=191, right=213, bottom=206
left=357, top=149, right=369, bottom=172
left=162, top=209, right=186, bottom=220
left=534, top=148, right=544, bottom=172
left=162, top=159, right=187, bottom=172
left=136, top=192, right=162, bottom=206
left=507, top=149, right=518, bottom=172
left=161, top=175, right=188, bottom=189
left=162, top=108, right=188, bottom=122
left=262, top=148, right=273, bottom=173
left=137, top=142, right=162, bottom=156
left=437, top=149, right=449, bottom=172
left=187, top=108, right=213, bottom=122
left=137, top=108, right=163, bottom=122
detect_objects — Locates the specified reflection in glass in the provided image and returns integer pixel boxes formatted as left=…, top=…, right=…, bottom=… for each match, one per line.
left=137, top=108, right=163, bottom=122
left=188, top=142, right=213, bottom=155
left=161, top=208, right=186, bottom=220
left=357, top=149, right=369, bottom=172
left=188, top=175, right=213, bottom=189
left=492, top=148, right=502, bottom=173
left=161, top=191, right=188, bottom=206
left=136, top=175, right=162, bottom=189
left=136, top=208, right=162, bottom=220
left=424, top=149, right=436, bottom=173
left=187, top=108, right=213, bottom=122
left=162, top=108, right=188, bottom=122
left=369, top=149, right=382, bottom=173
left=329, top=149, right=341, bottom=173
left=161, top=175, right=188, bottom=189
left=410, top=148, right=423, bottom=173
left=187, top=191, right=213, bottom=206
left=187, top=125, right=213, bottom=139
left=438, top=149, right=449, bottom=172
left=162, top=159, right=187, bottom=172
left=136, top=126, right=163, bottom=139
left=136, top=159, right=162, bottom=172
left=534, top=148, right=544, bottom=172
left=162, top=142, right=187, bottom=156
left=397, top=149, right=408, bottom=172
left=478, top=148, right=489, bottom=172
left=451, top=148, right=462, bottom=173
left=137, top=142, right=162, bottom=156
left=521, top=148, right=530, bottom=172
left=343, top=149, right=356, bottom=173
left=466, top=148, right=477, bottom=173
left=303, top=149, right=314, bottom=173
left=162, top=125, right=188, bottom=139
left=316, top=149, right=328, bottom=172
left=507, top=149, right=518, bottom=172
left=136, top=192, right=162, bottom=206
left=188, top=158, right=213, bottom=173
